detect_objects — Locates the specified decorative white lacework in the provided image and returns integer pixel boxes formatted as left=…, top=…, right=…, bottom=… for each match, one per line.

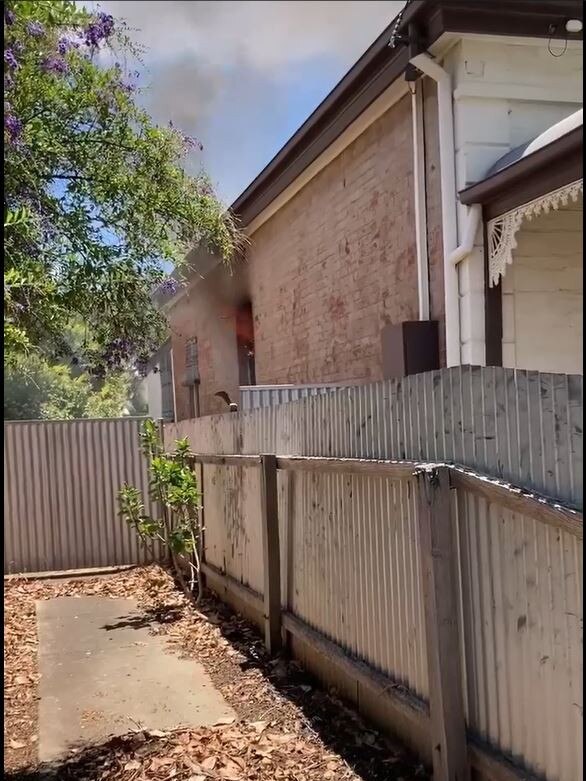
left=487, top=179, right=583, bottom=287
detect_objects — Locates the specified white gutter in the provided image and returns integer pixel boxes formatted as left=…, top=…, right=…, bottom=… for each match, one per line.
left=410, top=52, right=460, bottom=366
left=449, top=204, right=482, bottom=266
left=411, top=83, right=430, bottom=320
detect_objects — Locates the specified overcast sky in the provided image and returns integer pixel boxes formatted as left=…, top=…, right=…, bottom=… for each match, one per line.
left=90, top=1, right=405, bottom=204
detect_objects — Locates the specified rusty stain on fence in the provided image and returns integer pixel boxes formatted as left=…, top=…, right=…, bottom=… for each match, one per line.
left=4, top=418, right=161, bottom=574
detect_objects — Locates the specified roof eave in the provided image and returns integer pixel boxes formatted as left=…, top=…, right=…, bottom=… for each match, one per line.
left=459, top=126, right=583, bottom=217
left=229, top=0, right=583, bottom=228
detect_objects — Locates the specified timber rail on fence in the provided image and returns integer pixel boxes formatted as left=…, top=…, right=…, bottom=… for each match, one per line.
left=186, top=451, right=582, bottom=781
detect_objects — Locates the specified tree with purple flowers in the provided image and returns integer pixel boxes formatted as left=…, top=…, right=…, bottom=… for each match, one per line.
left=4, top=0, right=239, bottom=381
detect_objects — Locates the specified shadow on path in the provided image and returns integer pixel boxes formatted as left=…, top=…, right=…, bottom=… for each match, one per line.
left=9, top=577, right=428, bottom=781
left=100, top=604, right=184, bottom=632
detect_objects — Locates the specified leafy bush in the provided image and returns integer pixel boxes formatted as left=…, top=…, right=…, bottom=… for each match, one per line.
left=4, top=0, right=240, bottom=373
left=4, top=353, right=132, bottom=419
left=118, top=419, right=203, bottom=602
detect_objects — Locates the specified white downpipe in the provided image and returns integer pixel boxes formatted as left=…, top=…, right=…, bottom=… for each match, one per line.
left=449, top=204, right=482, bottom=266
left=410, top=52, right=460, bottom=366
left=411, top=84, right=430, bottom=320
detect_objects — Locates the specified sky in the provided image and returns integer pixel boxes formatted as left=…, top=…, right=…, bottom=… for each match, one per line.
left=89, top=1, right=406, bottom=205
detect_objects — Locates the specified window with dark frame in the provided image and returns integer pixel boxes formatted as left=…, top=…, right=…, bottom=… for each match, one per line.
left=235, top=301, right=256, bottom=386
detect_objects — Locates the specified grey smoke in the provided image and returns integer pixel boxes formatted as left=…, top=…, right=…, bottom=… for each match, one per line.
left=90, top=1, right=405, bottom=199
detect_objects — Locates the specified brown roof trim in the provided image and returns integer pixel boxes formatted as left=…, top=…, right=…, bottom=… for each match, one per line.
left=230, top=0, right=583, bottom=228
left=230, top=22, right=411, bottom=227
left=422, top=0, right=584, bottom=43
left=459, top=126, right=583, bottom=218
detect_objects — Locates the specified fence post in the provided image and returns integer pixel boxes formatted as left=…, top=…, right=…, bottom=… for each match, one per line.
left=260, top=454, right=281, bottom=654
left=416, top=466, right=469, bottom=781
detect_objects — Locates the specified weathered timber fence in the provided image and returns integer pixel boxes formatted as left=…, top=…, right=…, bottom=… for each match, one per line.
left=169, top=367, right=583, bottom=510
left=183, top=449, right=582, bottom=781
left=4, top=418, right=162, bottom=574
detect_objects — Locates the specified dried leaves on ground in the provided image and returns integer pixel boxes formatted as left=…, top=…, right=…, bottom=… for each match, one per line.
left=4, top=565, right=428, bottom=780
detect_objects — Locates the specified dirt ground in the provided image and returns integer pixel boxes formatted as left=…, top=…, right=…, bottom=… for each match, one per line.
left=4, top=565, right=429, bottom=780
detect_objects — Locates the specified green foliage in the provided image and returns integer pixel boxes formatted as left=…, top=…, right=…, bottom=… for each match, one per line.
left=4, top=353, right=132, bottom=419
left=119, top=420, right=203, bottom=601
left=85, top=373, right=131, bottom=418
left=4, top=205, right=31, bottom=228
left=4, top=0, right=240, bottom=372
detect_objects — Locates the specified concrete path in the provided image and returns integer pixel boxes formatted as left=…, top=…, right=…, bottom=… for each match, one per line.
left=36, top=597, right=235, bottom=762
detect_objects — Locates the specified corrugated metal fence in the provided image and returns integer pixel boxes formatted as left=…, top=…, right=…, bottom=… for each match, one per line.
left=194, top=452, right=582, bottom=781
left=165, top=366, right=583, bottom=781
left=239, top=382, right=360, bottom=410
left=174, top=367, right=583, bottom=510
left=455, top=485, right=582, bottom=781
left=287, top=468, right=429, bottom=699
left=4, top=418, right=160, bottom=574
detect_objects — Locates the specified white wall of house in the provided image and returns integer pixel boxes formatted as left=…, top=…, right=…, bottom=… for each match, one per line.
left=144, top=367, right=163, bottom=420
left=501, top=197, right=583, bottom=374
left=442, top=35, right=583, bottom=365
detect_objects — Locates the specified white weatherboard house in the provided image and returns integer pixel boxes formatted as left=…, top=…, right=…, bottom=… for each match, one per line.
left=410, top=27, right=582, bottom=373
left=460, top=109, right=582, bottom=373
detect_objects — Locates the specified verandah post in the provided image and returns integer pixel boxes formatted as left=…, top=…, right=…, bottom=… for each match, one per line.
left=260, top=453, right=282, bottom=654
left=416, top=465, right=469, bottom=781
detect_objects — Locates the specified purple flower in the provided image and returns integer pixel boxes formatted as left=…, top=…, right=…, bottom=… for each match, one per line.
left=84, top=24, right=101, bottom=47
left=57, top=36, right=73, bottom=55
left=26, top=20, right=45, bottom=37
left=102, top=336, right=134, bottom=367
left=156, top=277, right=180, bottom=296
left=84, top=12, right=115, bottom=47
left=4, top=48, right=18, bottom=70
left=120, top=81, right=135, bottom=94
left=4, top=113, right=22, bottom=142
left=97, top=12, right=115, bottom=36
left=41, top=56, right=69, bottom=75
left=181, top=132, right=203, bottom=151
left=4, top=8, right=15, bottom=25
left=135, top=357, right=148, bottom=378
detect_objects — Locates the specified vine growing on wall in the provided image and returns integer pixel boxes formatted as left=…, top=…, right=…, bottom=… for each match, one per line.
left=118, top=419, right=203, bottom=602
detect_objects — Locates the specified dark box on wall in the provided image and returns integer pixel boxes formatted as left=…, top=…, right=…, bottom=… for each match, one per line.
left=381, top=320, right=440, bottom=379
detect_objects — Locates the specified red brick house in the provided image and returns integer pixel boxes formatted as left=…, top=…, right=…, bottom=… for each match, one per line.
left=159, top=0, right=583, bottom=420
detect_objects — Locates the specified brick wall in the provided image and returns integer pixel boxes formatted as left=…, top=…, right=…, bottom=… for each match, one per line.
left=247, top=94, right=421, bottom=385
left=167, top=265, right=242, bottom=419
left=167, top=90, right=447, bottom=418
